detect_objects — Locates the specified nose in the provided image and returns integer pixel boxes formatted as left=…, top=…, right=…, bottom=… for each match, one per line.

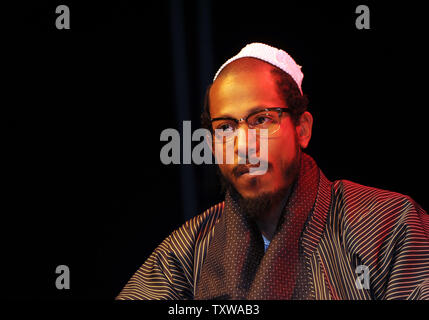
left=235, top=125, right=247, bottom=163
left=234, top=125, right=259, bottom=164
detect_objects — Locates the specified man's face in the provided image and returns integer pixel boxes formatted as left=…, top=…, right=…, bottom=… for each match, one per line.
left=209, top=58, right=309, bottom=200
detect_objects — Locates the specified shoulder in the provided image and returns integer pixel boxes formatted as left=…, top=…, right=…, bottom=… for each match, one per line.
left=330, top=179, right=426, bottom=235
left=333, top=179, right=413, bottom=209
left=141, top=202, right=225, bottom=278
left=166, top=202, right=224, bottom=249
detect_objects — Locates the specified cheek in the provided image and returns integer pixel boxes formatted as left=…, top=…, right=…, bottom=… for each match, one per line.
left=267, top=132, right=297, bottom=167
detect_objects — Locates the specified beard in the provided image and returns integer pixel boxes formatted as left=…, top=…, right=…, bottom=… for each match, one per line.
left=217, top=145, right=302, bottom=221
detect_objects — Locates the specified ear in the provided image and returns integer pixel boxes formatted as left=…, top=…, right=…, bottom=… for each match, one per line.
left=295, top=111, right=313, bottom=149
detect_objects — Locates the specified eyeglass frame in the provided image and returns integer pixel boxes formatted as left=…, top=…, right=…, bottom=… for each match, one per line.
left=209, top=107, right=292, bottom=138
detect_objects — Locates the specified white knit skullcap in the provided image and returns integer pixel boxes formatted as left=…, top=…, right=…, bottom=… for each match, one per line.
left=213, top=42, right=304, bottom=95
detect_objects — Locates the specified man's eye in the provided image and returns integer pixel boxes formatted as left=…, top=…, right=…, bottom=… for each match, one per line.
left=218, top=123, right=234, bottom=131
left=254, top=116, right=271, bottom=125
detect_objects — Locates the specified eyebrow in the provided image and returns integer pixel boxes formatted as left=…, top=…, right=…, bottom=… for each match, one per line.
left=210, top=105, right=268, bottom=121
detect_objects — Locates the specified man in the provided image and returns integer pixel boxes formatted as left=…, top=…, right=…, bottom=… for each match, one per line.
left=116, top=43, right=429, bottom=300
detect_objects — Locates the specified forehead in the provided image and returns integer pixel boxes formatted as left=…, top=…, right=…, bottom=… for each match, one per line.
left=209, top=58, right=285, bottom=118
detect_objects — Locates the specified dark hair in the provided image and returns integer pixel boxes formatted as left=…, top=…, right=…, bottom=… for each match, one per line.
left=201, top=66, right=309, bottom=131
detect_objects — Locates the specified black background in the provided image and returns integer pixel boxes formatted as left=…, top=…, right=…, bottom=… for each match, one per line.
left=3, top=1, right=427, bottom=300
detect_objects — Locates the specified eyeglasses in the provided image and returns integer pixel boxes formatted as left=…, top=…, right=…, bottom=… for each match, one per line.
left=210, top=107, right=291, bottom=142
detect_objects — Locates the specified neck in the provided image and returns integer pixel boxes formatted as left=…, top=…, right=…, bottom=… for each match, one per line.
left=255, top=188, right=291, bottom=241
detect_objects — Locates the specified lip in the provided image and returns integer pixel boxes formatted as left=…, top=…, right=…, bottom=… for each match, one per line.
left=234, top=164, right=260, bottom=177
